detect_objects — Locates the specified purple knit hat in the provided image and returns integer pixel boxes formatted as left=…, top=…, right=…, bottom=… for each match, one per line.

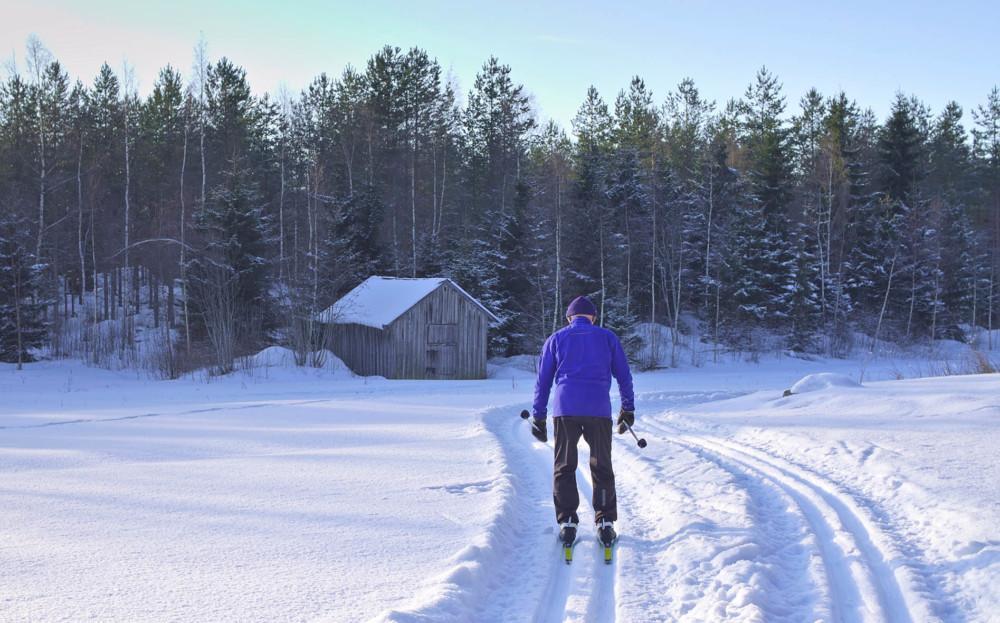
left=565, top=296, right=598, bottom=318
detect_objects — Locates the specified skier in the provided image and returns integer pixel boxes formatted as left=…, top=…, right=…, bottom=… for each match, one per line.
left=530, top=295, right=635, bottom=562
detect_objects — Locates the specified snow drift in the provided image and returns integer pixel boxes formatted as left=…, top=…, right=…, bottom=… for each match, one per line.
left=787, top=372, right=862, bottom=395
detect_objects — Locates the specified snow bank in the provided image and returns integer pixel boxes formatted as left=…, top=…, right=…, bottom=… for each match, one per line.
left=246, top=346, right=349, bottom=374
left=787, top=372, right=862, bottom=395
left=249, top=345, right=297, bottom=367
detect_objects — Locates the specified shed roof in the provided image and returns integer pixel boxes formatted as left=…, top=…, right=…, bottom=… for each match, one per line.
left=316, top=276, right=499, bottom=329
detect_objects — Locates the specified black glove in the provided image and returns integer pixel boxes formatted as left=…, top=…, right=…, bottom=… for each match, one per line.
left=616, top=409, right=635, bottom=435
left=531, top=418, right=547, bottom=443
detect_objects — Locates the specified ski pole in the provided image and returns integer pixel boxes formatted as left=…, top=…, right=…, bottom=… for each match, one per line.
left=623, top=419, right=648, bottom=448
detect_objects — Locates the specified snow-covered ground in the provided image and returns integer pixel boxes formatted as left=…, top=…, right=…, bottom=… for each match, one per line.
left=1, top=350, right=998, bottom=622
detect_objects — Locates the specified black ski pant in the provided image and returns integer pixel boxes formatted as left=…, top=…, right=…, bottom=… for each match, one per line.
left=553, top=416, right=616, bottom=525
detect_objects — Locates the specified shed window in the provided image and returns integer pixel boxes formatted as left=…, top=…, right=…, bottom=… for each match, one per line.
left=428, top=323, right=457, bottom=345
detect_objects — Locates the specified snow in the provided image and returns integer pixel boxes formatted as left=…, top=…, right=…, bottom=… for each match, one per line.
left=487, top=353, right=537, bottom=379
left=315, top=276, right=498, bottom=329
left=1, top=349, right=998, bottom=622
left=247, top=345, right=349, bottom=373
left=788, top=372, right=862, bottom=394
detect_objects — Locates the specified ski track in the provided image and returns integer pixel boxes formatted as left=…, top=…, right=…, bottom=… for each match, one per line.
left=369, top=403, right=618, bottom=623
left=571, top=455, right=617, bottom=623
left=640, top=406, right=937, bottom=623
left=529, top=419, right=617, bottom=623
left=699, top=436, right=942, bottom=622
left=373, top=390, right=948, bottom=622
left=667, top=439, right=832, bottom=620
left=613, top=416, right=827, bottom=621
left=723, top=440, right=965, bottom=622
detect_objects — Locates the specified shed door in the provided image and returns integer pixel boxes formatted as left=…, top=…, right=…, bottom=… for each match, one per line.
left=427, top=323, right=458, bottom=378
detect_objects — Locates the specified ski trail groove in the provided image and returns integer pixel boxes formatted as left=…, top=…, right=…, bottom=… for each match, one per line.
left=696, top=435, right=937, bottom=622
left=535, top=445, right=617, bottom=623
left=710, top=437, right=962, bottom=622
left=576, top=453, right=618, bottom=623
left=669, top=440, right=836, bottom=620
left=531, top=533, right=575, bottom=623
left=664, top=427, right=922, bottom=623
left=614, top=422, right=828, bottom=621
left=671, top=437, right=882, bottom=621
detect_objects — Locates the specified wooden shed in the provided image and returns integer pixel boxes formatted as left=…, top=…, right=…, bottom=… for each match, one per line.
left=317, top=276, right=499, bottom=380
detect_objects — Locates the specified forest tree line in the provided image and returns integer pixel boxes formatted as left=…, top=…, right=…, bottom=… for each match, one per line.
left=2, top=36, right=1000, bottom=371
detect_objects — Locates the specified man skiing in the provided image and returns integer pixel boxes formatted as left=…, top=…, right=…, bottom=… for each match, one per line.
left=530, top=295, right=635, bottom=562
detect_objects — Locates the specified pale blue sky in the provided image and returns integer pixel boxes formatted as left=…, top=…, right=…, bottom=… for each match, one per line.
left=4, top=0, right=999, bottom=131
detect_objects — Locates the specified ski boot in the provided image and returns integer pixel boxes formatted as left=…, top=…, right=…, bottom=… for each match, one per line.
left=597, top=519, right=617, bottom=564
left=559, top=522, right=577, bottom=564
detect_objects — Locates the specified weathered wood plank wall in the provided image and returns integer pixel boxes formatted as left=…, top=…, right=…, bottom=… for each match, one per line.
left=325, top=281, right=490, bottom=379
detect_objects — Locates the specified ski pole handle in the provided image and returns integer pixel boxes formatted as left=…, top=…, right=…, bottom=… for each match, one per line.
left=624, top=420, right=648, bottom=449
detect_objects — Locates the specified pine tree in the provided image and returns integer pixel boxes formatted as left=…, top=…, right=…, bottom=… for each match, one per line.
left=563, top=87, right=611, bottom=318
left=529, top=116, right=574, bottom=337
left=927, top=102, right=978, bottom=338
left=0, top=75, right=38, bottom=229
left=938, top=201, right=982, bottom=338
left=328, top=184, right=385, bottom=296
left=831, top=105, right=880, bottom=340
left=85, top=63, right=123, bottom=314
left=972, top=87, right=1000, bottom=343
left=0, top=216, right=47, bottom=367
left=136, top=65, right=186, bottom=326
left=927, top=102, right=972, bottom=202
left=663, top=78, right=715, bottom=338
left=879, top=93, right=926, bottom=206
left=792, top=89, right=834, bottom=326
left=787, top=221, right=822, bottom=351
left=698, top=128, right=743, bottom=342
left=205, top=58, right=261, bottom=169
left=737, top=68, right=795, bottom=326
left=876, top=95, right=935, bottom=340
left=602, top=145, right=643, bottom=334
left=187, top=165, right=271, bottom=372
left=722, top=189, right=770, bottom=334
left=495, top=178, right=534, bottom=354
left=611, top=77, right=659, bottom=324
left=460, top=56, right=535, bottom=353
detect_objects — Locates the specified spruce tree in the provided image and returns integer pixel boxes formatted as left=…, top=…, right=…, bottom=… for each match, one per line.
left=927, top=102, right=978, bottom=338
left=460, top=56, right=534, bottom=353
left=721, top=188, right=770, bottom=339
left=879, top=93, right=926, bottom=206
left=495, top=179, right=534, bottom=354
left=187, top=165, right=271, bottom=371
left=328, top=185, right=385, bottom=296
left=737, top=68, right=795, bottom=327
left=564, top=87, right=611, bottom=314
left=0, top=217, right=47, bottom=367
left=972, top=88, right=1000, bottom=341
left=787, top=221, right=822, bottom=351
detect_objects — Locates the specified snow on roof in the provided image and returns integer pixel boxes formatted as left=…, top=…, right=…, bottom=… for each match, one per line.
left=316, top=276, right=499, bottom=329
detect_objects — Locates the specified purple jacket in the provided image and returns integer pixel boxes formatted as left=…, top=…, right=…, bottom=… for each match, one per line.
left=532, top=317, right=635, bottom=419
